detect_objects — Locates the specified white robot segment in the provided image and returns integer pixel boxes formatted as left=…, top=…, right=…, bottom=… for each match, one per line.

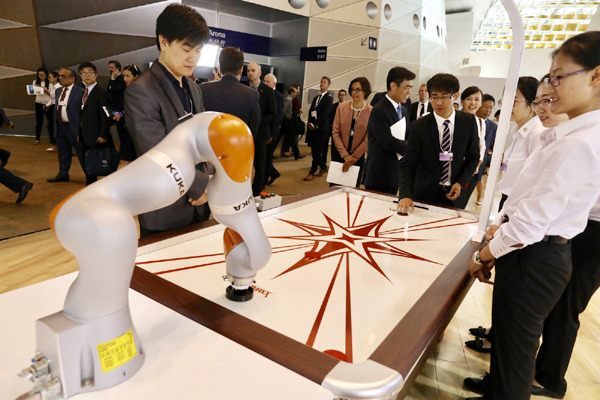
left=19, top=113, right=271, bottom=399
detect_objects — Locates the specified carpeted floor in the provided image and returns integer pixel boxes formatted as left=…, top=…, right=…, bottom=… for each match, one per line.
left=0, top=124, right=328, bottom=240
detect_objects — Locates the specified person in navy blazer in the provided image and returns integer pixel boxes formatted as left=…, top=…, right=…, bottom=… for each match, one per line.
left=397, top=74, right=480, bottom=211
left=474, top=94, right=498, bottom=204
left=200, top=47, right=260, bottom=136
left=304, top=76, right=333, bottom=181
left=48, top=67, right=85, bottom=182
left=78, top=62, right=115, bottom=185
left=363, top=66, right=415, bottom=194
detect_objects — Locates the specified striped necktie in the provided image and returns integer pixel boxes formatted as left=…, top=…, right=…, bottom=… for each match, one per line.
left=440, top=119, right=451, bottom=185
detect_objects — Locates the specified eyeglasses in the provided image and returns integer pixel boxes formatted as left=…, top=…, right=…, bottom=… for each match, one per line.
left=544, top=69, right=588, bottom=87
left=430, top=94, right=454, bottom=102
left=350, top=88, right=363, bottom=93
left=80, top=71, right=96, bottom=76
left=531, top=99, right=552, bottom=109
left=399, top=84, right=413, bottom=90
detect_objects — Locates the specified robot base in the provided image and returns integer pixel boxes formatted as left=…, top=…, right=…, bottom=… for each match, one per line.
left=226, top=285, right=254, bottom=302
left=35, top=306, right=144, bottom=398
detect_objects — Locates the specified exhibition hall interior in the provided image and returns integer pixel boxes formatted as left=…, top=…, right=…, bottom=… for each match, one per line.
left=1, top=0, right=600, bottom=399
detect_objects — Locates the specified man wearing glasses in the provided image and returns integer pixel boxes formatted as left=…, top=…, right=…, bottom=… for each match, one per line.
left=397, top=73, right=480, bottom=211
left=78, top=62, right=114, bottom=185
left=363, top=66, right=415, bottom=195
left=48, top=68, right=85, bottom=183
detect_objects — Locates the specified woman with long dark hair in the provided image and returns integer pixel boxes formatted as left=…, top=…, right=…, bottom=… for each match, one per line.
left=33, top=67, right=54, bottom=145
left=114, top=64, right=141, bottom=165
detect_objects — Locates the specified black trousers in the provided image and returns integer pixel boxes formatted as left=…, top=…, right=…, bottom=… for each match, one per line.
left=252, top=139, right=267, bottom=196
left=490, top=240, right=572, bottom=400
left=281, top=119, right=300, bottom=158
left=35, top=103, right=55, bottom=143
left=116, top=118, right=136, bottom=162
left=308, top=129, right=328, bottom=174
left=535, top=220, right=600, bottom=394
left=55, top=124, right=84, bottom=178
left=0, top=165, right=27, bottom=193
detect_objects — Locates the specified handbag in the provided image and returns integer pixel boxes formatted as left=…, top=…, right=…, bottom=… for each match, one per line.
left=85, top=146, right=119, bottom=176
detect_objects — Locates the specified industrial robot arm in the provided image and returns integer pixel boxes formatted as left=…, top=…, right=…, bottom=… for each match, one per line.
left=19, top=112, right=271, bottom=399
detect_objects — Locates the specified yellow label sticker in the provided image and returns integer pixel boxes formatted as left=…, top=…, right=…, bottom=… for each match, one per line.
left=97, top=329, right=138, bottom=373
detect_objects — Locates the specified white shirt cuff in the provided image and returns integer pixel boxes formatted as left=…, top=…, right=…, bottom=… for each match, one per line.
left=488, top=234, right=516, bottom=258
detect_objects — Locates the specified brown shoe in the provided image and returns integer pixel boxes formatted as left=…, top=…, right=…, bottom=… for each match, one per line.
left=303, top=173, right=314, bottom=181
left=295, top=155, right=306, bottom=160
left=316, top=167, right=328, bottom=176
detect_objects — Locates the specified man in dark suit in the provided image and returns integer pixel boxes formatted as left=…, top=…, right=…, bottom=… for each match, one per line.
left=474, top=94, right=497, bottom=204
left=247, top=61, right=276, bottom=196
left=363, top=66, right=415, bottom=194
left=78, top=62, right=115, bottom=185
left=125, top=3, right=212, bottom=237
left=200, top=47, right=260, bottom=136
left=262, top=73, right=283, bottom=186
left=48, top=68, right=85, bottom=183
left=410, top=83, right=433, bottom=121
left=304, top=76, right=333, bottom=181
left=397, top=73, right=480, bottom=212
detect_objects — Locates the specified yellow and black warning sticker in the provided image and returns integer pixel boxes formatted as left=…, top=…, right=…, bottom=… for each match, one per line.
left=97, top=329, right=138, bottom=373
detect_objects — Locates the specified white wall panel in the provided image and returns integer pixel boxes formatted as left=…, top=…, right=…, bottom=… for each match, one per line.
left=312, top=0, right=381, bottom=27
left=243, top=0, right=310, bottom=16
left=306, top=18, right=374, bottom=47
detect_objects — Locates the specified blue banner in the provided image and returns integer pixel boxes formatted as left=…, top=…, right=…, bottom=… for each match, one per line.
left=208, top=27, right=271, bottom=57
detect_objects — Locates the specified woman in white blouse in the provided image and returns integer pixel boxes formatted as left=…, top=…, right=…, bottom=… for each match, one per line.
left=32, top=67, right=54, bottom=145
left=458, top=86, right=486, bottom=206
left=495, top=76, right=545, bottom=211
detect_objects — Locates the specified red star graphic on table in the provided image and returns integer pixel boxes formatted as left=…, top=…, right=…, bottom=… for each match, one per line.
left=270, top=212, right=441, bottom=282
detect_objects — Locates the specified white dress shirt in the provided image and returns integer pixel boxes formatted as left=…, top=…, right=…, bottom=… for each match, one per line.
left=489, top=109, right=600, bottom=258
left=417, top=101, right=429, bottom=118
left=496, top=116, right=546, bottom=196
left=58, top=84, right=74, bottom=123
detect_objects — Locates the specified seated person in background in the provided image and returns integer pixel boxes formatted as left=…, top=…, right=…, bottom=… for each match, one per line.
left=124, top=4, right=212, bottom=238
left=397, top=73, right=480, bottom=212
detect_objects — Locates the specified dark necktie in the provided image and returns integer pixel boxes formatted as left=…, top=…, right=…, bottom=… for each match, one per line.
left=440, top=120, right=451, bottom=185
left=82, top=88, right=89, bottom=106
left=419, top=103, right=425, bottom=118
left=56, top=87, right=68, bottom=124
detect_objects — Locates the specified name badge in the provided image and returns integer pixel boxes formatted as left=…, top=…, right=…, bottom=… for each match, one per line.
left=500, top=162, right=507, bottom=172
left=439, top=151, right=453, bottom=162
left=310, top=110, right=317, bottom=118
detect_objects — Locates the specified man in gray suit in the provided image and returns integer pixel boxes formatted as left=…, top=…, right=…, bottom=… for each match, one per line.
left=125, top=4, right=212, bottom=237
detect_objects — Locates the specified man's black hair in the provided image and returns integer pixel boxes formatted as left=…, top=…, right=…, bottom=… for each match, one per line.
left=155, top=4, right=209, bottom=51
left=78, top=62, right=97, bottom=74
left=386, top=67, right=416, bottom=90
left=427, top=73, right=460, bottom=94
left=219, top=47, right=244, bottom=75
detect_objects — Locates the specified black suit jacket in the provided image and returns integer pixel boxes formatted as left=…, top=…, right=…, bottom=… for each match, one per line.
left=362, top=97, right=410, bottom=189
left=410, top=101, right=433, bottom=121
left=398, top=111, right=480, bottom=206
left=271, top=89, right=284, bottom=143
left=125, top=61, right=209, bottom=231
left=107, top=74, right=126, bottom=111
left=255, top=82, right=276, bottom=142
left=308, top=92, right=333, bottom=133
left=80, top=85, right=113, bottom=147
left=329, top=101, right=340, bottom=133
left=54, top=84, right=84, bottom=139
left=200, top=75, right=260, bottom=137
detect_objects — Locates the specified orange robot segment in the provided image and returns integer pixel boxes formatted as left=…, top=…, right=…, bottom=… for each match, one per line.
left=223, top=228, right=244, bottom=257
left=208, top=114, right=254, bottom=183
